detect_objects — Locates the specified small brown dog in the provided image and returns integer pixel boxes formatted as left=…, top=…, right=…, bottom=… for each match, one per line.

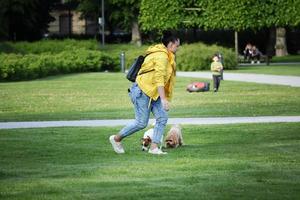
left=165, top=124, right=184, bottom=148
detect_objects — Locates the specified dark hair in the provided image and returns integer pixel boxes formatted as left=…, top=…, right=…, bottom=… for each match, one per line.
left=212, top=53, right=220, bottom=59
left=161, top=31, right=179, bottom=47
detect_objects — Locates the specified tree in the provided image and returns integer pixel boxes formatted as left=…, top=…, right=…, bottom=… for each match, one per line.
left=76, top=0, right=143, bottom=46
left=0, top=0, right=55, bottom=41
left=110, top=0, right=142, bottom=46
left=140, top=0, right=300, bottom=57
left=264, top=0, right=300, bottom=56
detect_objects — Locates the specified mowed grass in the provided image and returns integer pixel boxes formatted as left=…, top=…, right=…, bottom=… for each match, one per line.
left=271, top=55, right=300, bottom=63
left=1, top=72, right=300, bottom=121
left=230, top=64, right=300, bottom=76
left=0, top=123, right=299, bottom=199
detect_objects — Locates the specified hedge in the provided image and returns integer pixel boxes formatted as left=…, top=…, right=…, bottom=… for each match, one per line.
left=0, top=49, right=118, bottom=81
left=0, top=40, right=238, bottom=81
left=176, top=43, right=237, bottom=71
left=0, top=39, right=99, bottom=54
left=116, top=43, right=237, bottom=71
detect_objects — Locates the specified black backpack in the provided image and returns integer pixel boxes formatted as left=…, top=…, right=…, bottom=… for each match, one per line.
left=126, top=55, right=146, bottom=82
left=126, top=51, right=167, bottom=82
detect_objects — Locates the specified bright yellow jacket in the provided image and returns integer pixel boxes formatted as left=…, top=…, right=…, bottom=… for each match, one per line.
left=136, top=44, right=176, bottom=101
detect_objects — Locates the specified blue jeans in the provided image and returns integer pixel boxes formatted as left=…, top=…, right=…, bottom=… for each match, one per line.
left=119, top=83, right=168, bottom=144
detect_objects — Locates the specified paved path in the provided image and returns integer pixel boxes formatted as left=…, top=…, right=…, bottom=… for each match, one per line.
left=1, top=116, right=300, bottom=129
left=177, top=72, right=300, bottom=87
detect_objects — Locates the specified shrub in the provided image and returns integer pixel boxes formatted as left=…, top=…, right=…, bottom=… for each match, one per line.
left=0, top=50, right=118, bottom=81
left=176, top=43, right=237, bottom=70
left=117, top=42, right=237, bottom=71
left=0, top=39, right=99, bottom=54
left=0, top=40, right=238, bottom=81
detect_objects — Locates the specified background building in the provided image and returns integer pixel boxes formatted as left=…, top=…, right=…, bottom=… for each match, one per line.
left=48, top=1, right=98, bottom=37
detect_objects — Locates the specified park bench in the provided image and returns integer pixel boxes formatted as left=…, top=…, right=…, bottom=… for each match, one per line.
left=239, top=54, right=272, bottom=65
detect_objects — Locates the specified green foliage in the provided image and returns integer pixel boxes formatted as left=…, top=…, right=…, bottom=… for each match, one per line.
left=140, top=0, right=300, bottom=31
left=77, top=0, right=141, bottom=33
left=193, top=0, right=273, bottom=30
left=105, top=44, right=147, bottom=69
left=139, top=0, right=182, bottom=31
left=176, top=43, right=237, bottom=71
left=102, top=42, right=237, bottom=71
left=0, top=39, right=120, bottom=81
left=0, top=50, right=118, bottom=81
left=103, top=42, right=238, bottom=71
left=109, top=0, right=141, bottom=31
left=0, top=40, right=238, bottom=81
left=263, top=0, right=300, bottom=27
left=76, top=0, right=100, bottom=16
left=0, top=39, right=100, bottom=54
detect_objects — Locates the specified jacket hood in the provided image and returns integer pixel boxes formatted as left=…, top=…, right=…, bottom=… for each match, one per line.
left=146, top=44, right=168, bottom=54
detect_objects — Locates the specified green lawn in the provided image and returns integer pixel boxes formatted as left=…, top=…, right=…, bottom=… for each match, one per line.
left=1, top=72, right=300, bottom=121
left=230, top=64, right=300, bottom=76
left=1, top=41, right=299, bottom=200
left=0, top=123, right=299, bottom=199
left=271, top=55, right=300, bottom=63
left=1, top=70, right=299, bottom=199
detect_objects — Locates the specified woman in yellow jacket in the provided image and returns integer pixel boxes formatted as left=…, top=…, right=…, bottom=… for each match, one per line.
left=109, top=33, right=180, bottom=155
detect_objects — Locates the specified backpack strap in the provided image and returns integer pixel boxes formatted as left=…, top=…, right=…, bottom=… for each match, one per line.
left=138, top=50, right=168, bottom=76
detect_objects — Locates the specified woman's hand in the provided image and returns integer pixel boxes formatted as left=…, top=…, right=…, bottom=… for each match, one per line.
left=161, top=98, right=170, bottom=111
left=157, top=86, right=169, bottom=111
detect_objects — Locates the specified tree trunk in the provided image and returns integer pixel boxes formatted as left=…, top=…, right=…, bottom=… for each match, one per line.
left=275, top=27, right=288, bottom=56
left=131, top=20, right=142, bottom=47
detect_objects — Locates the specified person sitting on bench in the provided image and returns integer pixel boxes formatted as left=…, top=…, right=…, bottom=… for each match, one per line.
left=250, top=45, right=262, bottom=64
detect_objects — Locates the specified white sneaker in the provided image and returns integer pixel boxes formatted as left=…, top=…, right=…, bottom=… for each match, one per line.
left=109, top=135, right=125, bottom=154
left=257, top=61, right=260, bottom=64
left=148, top=147, right=167, bottom=155
left=251, top=61, right=254, bottom=64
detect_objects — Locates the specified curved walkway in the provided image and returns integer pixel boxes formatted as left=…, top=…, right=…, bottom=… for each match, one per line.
left=177, top=72, right=300, bottom=87
left=1, top=116, right=300, bottom=129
